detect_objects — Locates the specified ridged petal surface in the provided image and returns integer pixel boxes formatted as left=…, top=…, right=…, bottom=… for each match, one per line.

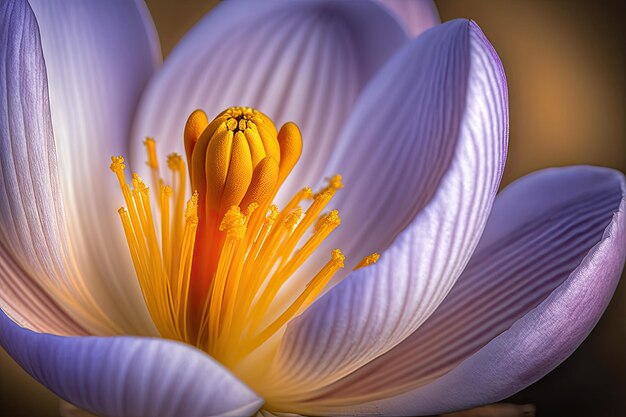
left=0, top=0, right=92, bottom=335
left=316, top=166, right=625, bottom=416
left=130, top=0, right=407, bottom=202
left=0, top=242, right=85, bottom=335
left=0, top=310, right=264, bottom=417
left=2, top=0, right=161, bottom=334
left=263, top=20, right=508, bottom=408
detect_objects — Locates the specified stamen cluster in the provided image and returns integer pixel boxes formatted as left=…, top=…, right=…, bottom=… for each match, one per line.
left=111, top=107, right=377, bottom=366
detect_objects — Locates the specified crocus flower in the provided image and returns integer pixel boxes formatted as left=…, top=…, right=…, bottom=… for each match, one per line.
left=1, top=1, right=624, bottom=416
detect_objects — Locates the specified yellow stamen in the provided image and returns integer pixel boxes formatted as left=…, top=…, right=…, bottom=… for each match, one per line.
left=246, top=209, right=341, bottom=332
left=144, top=137, right=161, bottom=194
left=110, top=156, right=198, bottom=341
left=241, top=249, right=345, bottom=358
left=161, top=185, right=172, bottom=274
left=111, top=107, right=364, bottom=371
left=167, top=154, right=187, bottom=278
left=176, top=192, right=199, bottom=341
left=354, top=252, right=381, bottom=270
left=316, top=174, right=344, bottom=198
left=204, top=206, right=246, bottom=351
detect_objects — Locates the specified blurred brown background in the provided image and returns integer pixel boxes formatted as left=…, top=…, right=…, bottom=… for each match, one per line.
left=1, top=0, right=625, bottom=416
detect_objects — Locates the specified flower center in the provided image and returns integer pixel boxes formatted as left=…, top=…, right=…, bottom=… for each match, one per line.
left=110, top=107, right=377, bottom=367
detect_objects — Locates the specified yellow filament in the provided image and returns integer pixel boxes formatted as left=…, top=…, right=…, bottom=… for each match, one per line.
left=112, top=107, right=378, bottom=369
left=246, top=209, right=341, bottom=332
left=241, top=249, right=345, bottom=358
left=233, top=205, right=279, bottom=312
left=167, top=154, right=187, bottom=278
left=176, top=193, right=199, bottom=342
left=161, top=185, right=172, bottom=274
left=110, top=156, right=198, bottom=341
left=204, top=206, right=246, bottom=351
left=144, top=138, right=161, bottom=195
left=220, top=204, right=259, bottom=336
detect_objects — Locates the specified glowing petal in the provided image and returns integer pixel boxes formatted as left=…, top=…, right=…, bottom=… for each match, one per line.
left=27, top=0, right=161, bottom=333
left=0, top=0, right=99, bottom=335
left=0, top=310, right=263, bottom=417
left=266, top=19, right=508, bottom=406
left=0, top=243, right=85, bottom=336
left=130, top=0, right=407, bottom=206
left=289, top=166, right=625, bottom=415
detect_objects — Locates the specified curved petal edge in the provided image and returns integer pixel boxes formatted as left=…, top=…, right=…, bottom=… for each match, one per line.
left=130, top=0, right=408, bottom=205
left=339, top=166, right=626, bottom=416
left=264, top=19, right=508, bottom=408
left=27, top=0, right=162, bottom=334
left=0, top=309, right=264, bottom=417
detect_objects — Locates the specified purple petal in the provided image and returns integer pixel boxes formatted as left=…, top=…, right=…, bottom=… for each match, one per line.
left=21, top=0, right=161, bottom=333
left=0, top=0, right=91, bottom=335
left=377, top=0, right=440, bottom=36
left=0, top=310, right=263, bottom=417
left=319, top=19, right=509, bottom=267
left=129, top=0, right=407, bottom=200
left=263, top=20, right=508, bottom=407
left=295, top=166, right=625, bottom=416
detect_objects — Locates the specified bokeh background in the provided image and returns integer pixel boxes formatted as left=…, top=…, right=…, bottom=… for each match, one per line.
left=1, top=0, right=625, bottom=416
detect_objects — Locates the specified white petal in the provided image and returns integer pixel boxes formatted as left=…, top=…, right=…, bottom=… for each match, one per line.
left=130, top=0, right=407, bottom=203
left=22, top=0, right=161, bottom=334
left=262, top=19, right=508, bottom=407
left=310, top=166, right=624, bottom=416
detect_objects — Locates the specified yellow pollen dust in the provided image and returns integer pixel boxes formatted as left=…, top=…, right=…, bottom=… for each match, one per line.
left=111, top=107, right=379, bottom=367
